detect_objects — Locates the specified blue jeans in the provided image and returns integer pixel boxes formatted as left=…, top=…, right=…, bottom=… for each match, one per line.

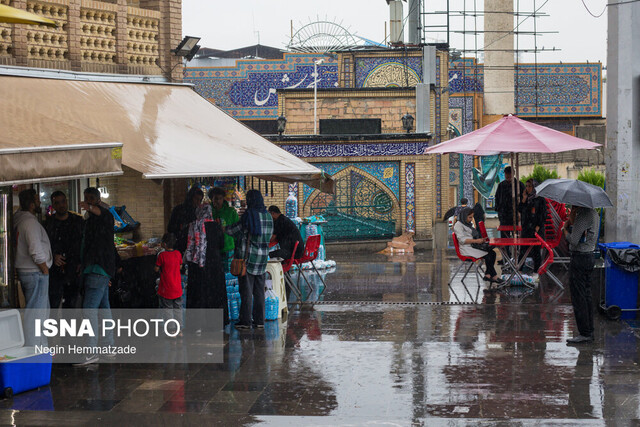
left=18, top=271, right=49, bottom=347
left=83, top=273, right=114, bottom=348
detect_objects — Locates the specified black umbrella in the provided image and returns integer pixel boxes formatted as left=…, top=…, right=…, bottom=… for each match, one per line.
left=443, top=206, right=457, bottom=222
left=535, top=179, right=613, bottom=209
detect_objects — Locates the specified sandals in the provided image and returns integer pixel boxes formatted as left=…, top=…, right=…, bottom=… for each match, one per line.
left=490, top=277, right=506, bottom=285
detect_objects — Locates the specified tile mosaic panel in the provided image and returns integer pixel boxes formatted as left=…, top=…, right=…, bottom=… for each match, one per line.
left=462, top=155, right=474, bottom=201
left=448, top=96, right=474, bottom=135
left=405, top=163, right=416, bottom=232
left=449, top=170, right=459, bottom=186
left=449, top=96, right=475, bottom=200
left=280, top=142, right=430, bottom=159
left=288, top=183, right=298, bottom=196
left=302, top=161, right=400, bottom=202
left=449, top=58, right=484, bottom=93
left=448, top=60, right=602, bottom=117
left=184, top=53, right=338, bottom=119
left=355, top=57, right=423, bottom=88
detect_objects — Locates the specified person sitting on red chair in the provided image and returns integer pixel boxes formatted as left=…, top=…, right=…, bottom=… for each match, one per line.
left=453, top=207, right=504, bottom=284
left=268, top=205, right=304, bottom=261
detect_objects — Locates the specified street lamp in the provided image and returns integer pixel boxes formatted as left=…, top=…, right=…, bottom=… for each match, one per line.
left=276, top=115, right=287, bottom=137
left=313, top=59, right=324, bottom=135
left=402, top=113, right=414, bottom=133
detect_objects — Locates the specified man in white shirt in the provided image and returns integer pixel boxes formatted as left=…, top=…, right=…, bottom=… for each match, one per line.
left=14, top=189, right=52, bottom=346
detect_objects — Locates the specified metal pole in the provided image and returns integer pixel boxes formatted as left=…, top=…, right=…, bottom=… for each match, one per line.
left=313, top=61, right=318, bottom=135
left=511, top=152, right=517, bottom=260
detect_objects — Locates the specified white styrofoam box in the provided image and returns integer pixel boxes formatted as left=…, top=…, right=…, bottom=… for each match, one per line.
left=0, top=309, right=25, bottom=353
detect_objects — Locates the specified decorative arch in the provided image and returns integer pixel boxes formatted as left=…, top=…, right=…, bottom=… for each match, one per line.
left=303, top=165, right=401, bottom=227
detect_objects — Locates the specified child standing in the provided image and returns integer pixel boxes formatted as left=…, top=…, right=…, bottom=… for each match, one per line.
left=155, top=233, right=183, bottom=335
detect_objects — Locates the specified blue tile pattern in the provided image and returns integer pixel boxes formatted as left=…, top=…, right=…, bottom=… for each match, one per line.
left=448, top=60, right=602, bottom=117
left=448, top=58, right=484, bottom=93
left=355, top=57, right=423, bottom=88
left=184, top=53, right=339, bottom=119
left=302, top=161, right=400, bottom=202
left=449, top=95, right=475, bottom=199
left=405, top=163, right=416, bottom=232
left=280, top=142, right=430, bottom=158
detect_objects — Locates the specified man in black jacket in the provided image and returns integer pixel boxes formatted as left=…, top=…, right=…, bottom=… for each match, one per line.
left=75, top=187, right=116, bottom=366
left=45, top=191, right=83, bottom=309
left=268, top=206, right=304, bottom=261
left=495, top=166, right=526, bottom=237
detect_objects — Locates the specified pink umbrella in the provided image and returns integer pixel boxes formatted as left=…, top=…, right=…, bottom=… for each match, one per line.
left=424, top=114, right=601, bottom=155
left=425, top=114, right=601, bottom=243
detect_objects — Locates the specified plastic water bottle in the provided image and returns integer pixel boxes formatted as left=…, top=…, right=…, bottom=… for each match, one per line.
left=265, top=290, right=279, bottom=320
left=285, top=192, right=298, bottom=218
left=317, top=244, right=325, bottom=261
left=229, top=297, right=239, bottom=320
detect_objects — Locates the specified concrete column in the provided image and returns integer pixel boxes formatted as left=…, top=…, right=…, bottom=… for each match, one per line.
left=605, top=1, right=640, bottom=243
left=483, top=0, right=514, bottom=115
left=408, top=0, right=421, bottom=45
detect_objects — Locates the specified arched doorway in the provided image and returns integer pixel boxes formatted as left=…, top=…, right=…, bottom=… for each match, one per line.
left=305, top=168, right=399, bottom=241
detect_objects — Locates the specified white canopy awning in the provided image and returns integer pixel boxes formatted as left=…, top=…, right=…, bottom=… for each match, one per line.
left=0, top=74, right=332, bottom=192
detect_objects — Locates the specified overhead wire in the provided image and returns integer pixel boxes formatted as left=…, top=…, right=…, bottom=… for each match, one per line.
left=580, top=0, right=640, bottom=19
left=581, top=0, right=607, bottom=17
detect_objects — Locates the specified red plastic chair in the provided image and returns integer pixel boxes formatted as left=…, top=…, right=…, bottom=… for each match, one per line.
left=543, top=198, right=569, bottom=266
left=477, top=221, right=488, bottom=239
left=281, top=241, right=302, bottom=301
left=535, top=232, right=564, bottom=289
left=450, top=233, right=486, bottom=300
left=292, top=235, right=326, bottom=303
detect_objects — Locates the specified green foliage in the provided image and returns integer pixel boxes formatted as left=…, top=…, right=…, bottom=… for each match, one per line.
left=577, top=168, right=605, bottom=188
left=520, top=164, right=559, bottom=184
left=577, top=168, right=606, bottom=237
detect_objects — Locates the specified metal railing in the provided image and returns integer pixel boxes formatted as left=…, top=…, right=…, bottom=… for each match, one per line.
left=310, top=205, right=396, bottom=241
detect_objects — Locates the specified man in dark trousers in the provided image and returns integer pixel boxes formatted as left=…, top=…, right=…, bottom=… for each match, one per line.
left=268, top=205, right=304, bottom=261
left=74, top=187, right=116, bottom=366
left=563, top=206, right=600, bottom=344
left=495, top=166, right=525, bottom=237
left=45, top=191, right=83, bottom=309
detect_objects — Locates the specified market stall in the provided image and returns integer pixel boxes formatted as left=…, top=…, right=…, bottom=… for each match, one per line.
left=0, top=68, right=333, bottom=309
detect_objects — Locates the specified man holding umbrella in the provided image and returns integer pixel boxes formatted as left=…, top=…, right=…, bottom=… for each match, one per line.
left=563, top=206, right=600, bottom=344
left=536, top=178, right=612, bottom=345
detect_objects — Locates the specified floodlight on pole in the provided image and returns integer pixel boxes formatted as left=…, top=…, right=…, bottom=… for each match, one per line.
left=313, top=59, right=324, bottom=135
left=172, top=35, right=201, bottom=61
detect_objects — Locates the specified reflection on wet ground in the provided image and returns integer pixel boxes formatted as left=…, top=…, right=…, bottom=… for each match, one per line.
left=1, top=250, right=638, bottom=425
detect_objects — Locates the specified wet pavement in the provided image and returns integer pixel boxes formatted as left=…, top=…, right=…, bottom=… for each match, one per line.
left=2, top=250, right=640, bottom=425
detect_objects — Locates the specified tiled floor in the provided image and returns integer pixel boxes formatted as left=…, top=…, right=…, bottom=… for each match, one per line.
left=1, top=250, right=638, bottom=425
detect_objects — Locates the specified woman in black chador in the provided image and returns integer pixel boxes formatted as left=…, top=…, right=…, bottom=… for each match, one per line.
left=518, top=179, right=547, bottom=272
left=204, top=219, right=228, bottom=324
left=168, top=186, right=204, bottom=255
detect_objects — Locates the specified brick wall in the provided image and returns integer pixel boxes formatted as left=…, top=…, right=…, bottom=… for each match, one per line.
left=101, top=166, right=165, bottom=240
left=0, top=0, right=181, bottom=79
left=280, top=89, right=420, bottom=135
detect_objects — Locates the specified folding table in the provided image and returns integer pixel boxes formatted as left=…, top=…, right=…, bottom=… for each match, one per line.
left=489, top=237, right=541, bottom=289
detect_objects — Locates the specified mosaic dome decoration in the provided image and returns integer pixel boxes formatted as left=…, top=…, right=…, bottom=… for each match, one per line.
left=362, top=62, right=421, bottom=88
